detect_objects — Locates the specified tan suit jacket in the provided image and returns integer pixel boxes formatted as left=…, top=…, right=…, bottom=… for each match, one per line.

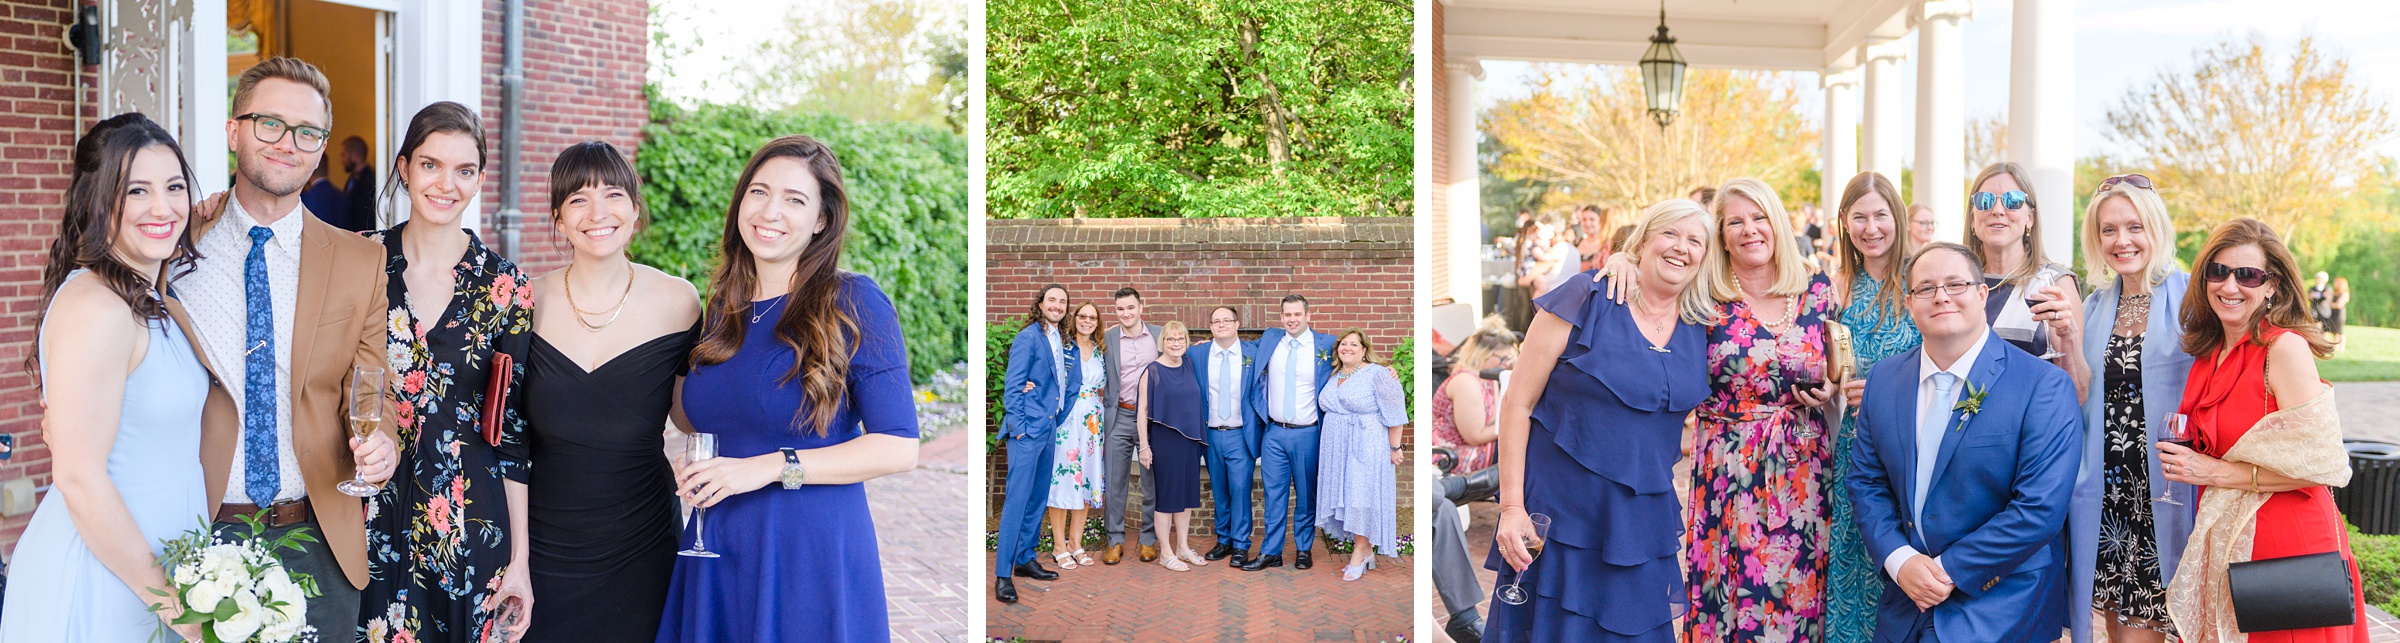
left=185, top=206, right=393, bottom=590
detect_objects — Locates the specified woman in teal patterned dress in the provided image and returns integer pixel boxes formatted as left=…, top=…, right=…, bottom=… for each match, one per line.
left=1827, top=171, right=1922, bottom=642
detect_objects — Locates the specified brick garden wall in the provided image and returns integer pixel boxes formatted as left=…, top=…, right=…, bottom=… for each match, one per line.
left=984, top=217, right=1417, bottom=546
left=477, top=0, right=648, bottom=277
left=0, top=0, right=96, bottom=547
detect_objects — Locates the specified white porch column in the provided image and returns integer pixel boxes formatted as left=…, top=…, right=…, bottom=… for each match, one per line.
left=1915, top=0, right=1973, bottom=244
left=1446, top=58, right=1486, bottom=316
left=1860, top=42, right=1908, bottom=187
left=1822, top=69, right=1860, bottom=219
left=2010, top=0, right=2076, bottom=263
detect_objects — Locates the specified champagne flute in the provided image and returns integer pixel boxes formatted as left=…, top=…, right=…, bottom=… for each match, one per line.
left=678, top=433, right=722, bottom=558
left=336, top=366, right=385, bottom=497
left=2155, top=414, right=2194, bottom=506
left=1495, top=512, right=1553, bottom=605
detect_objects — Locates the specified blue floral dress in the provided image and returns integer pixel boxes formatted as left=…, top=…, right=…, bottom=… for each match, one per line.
left=1827, top=273, right=1922, bottom=643
left=361, top=223, right=535, bottom=643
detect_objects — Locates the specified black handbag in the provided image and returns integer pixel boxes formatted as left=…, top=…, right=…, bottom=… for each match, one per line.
left=2227, top=551, right=2357, bottom=632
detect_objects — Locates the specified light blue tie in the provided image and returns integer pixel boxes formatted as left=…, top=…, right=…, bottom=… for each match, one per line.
left=1282, top=337, right=1302, bottom=422
left=1912, top=371, right=1957, bottom=534
left=1216, top=349, right=1235, bottom=426
left=242, top=226, right=279, bottom=505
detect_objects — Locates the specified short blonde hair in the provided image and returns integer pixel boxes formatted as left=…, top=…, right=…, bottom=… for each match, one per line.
left=232, top=57, right=332, bottom=120
left=1615, top=198, right=1721, bottom=325
left=1161, top=320, right=1189, bottom=344
left=2080, top=180, right=2178, bottom=290
left=1708, top=177, right=1814, bottom=302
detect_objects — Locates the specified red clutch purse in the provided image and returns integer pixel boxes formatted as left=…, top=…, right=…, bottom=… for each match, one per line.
left=480, top=351, right=511, bottom=446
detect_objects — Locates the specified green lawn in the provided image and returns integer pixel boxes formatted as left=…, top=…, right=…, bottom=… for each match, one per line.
left=2323, top=325, right=2400, bottom=382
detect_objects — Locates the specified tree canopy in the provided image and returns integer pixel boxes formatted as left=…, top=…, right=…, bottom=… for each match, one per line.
left=1482, top=66, right=1819, bottom=219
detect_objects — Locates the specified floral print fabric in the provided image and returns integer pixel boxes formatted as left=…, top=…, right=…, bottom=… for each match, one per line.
left=361, top=224, right=534, bottom=643
left=1047, top=351, right=1106, bottom=510
left=1828, top=275, right=1922, bottom=643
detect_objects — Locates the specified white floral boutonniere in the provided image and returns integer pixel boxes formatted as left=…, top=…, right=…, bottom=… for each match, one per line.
left=1952, top=382, right=1989, bottom=429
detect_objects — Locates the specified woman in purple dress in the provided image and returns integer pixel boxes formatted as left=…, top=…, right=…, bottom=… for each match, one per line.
left=1487, top=199, right=1715, bottom=642
left=656, top=135, right=920, bottom=642
left=1316, top=329, right=1409, bottom=581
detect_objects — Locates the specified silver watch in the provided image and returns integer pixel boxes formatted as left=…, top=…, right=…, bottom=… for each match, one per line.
left=779, top=448, right=806, bottom=489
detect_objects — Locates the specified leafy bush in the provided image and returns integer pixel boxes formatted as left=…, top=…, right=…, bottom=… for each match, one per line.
left=985, top=317, right=1024, bottom=449
left=1391, top=336, right=1415, bottom=424
left=633, top=91, right=967, bottom=382
left=2355, top=521, right=2400, bottom=616
left=2324, top=221, right=2400, bottom=329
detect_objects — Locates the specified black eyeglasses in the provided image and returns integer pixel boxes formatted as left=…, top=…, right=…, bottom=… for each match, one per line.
left=2205, top=262, right=2275, bottom=288
left=234, top=113, right=330, bottom=152
left=1908, top=281, right=1983, bottom=300
left=1972, top=190, right=2029, bottom=212
left=2096, top=174, right=2154, bottom=195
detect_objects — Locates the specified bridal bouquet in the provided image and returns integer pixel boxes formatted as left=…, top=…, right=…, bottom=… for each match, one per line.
left=148, top=512, right=322, bottom=643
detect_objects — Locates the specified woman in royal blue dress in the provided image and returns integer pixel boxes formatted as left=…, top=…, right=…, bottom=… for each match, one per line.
left=657, top=135, right=921, bottom=642
left=1487, top=198, right=1714, bottom=642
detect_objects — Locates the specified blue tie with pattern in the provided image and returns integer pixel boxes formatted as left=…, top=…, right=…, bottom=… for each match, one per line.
left=243, top=226, right=279, bottom=505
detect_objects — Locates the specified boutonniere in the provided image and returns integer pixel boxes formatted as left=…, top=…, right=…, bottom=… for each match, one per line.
left=1316, top=348, right=1335, bottom=364
left=1952, top=382, right=1989, bottom=429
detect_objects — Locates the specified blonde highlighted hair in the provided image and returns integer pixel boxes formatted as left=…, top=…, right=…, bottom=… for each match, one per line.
left=1707, top=178, right=1814, bottom=302
left=1965, top=161, right=2058, bottom=285
left=1614, top=198, right=1721, bottom=325
left=2081, top=179, right=2179, bottom=290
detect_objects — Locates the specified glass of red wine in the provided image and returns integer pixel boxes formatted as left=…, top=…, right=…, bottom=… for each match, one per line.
left=2155, top=413, right=2194, bottom=506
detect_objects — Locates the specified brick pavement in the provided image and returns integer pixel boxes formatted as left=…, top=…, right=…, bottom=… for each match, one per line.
left=872, top=405, right=973, bottom=643
left=986, top=534, right=1412, bottom=643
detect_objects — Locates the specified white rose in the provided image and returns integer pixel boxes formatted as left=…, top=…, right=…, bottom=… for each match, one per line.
left=172, top=561, right=200, bottom=586
left=263, top=567, right=308, bottom=623
left=186, top=573, right=232, bottom=612
left=259, top=619, right=303, bottom=643
left=211, top=588, right=265, bottom=642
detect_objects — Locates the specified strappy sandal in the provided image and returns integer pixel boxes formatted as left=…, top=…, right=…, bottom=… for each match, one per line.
left=1181, top=548, right=1208, bottom=566
left=1054, top=551, right=1079, bottom=570
left=1158, top=555, right=1191, bottom=572
left=1072, top=549, right=1096, bottom=567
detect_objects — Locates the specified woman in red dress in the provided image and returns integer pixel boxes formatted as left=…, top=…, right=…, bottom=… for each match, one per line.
left=2157, top=218, right=2367, bottom=642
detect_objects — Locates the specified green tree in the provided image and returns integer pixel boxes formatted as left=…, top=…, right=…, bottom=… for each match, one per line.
left=986, top=0, right=1412, bottom=218
left=741, top=0, right=968, bottom=131
left=1482, top=66, right=1819, bottom=214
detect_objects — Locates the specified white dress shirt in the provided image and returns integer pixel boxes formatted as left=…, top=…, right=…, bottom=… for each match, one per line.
left=183, top=198, right=309, bottom=505
left=1208, top=341, right=1245, bottom=428
left=1882, top=330, right=1991, bottom=580
left=1267, top=330, right=1320, bottom=426
left=1045, top=322, right=1066, bottom=408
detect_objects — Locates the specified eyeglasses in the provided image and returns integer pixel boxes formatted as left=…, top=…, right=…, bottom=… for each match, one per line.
left=2204, top=262, right=2276, bottom=288
left=234, top=113, right=330, bottom=152
left=1971, top=190, right=2029, bottom=212
left=2096, top=174, right=2154, bottom=195
left=1908, top=281, right=1983, bottom=300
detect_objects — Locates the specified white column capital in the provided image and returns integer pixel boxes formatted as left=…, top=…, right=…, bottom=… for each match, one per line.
left=1823, top=68, right=1861, bottom=89
left=1446, top=57, right=1485, bottom=81
left=1913, top=0, right=1975, bottom=25
left=1863, top=38, right=1910, bottom=64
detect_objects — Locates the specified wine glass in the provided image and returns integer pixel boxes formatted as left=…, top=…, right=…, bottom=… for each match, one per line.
left=2155, top=414, right=2194, bottom=506
left=678, top=433, right=722, bottom=558
left=336, top=366, right=385, bottom=497
left=1495, top=512, right=1553, bottom=605
left=2024, top=267, right=2069, bottom=360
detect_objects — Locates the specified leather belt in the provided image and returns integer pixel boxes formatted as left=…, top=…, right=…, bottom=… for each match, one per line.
left=1210, top=425, right=1244, bottom=431
left=1271, top=420, right=1313, bottom=429
left=217, top=498, right=314, bottom=529
left=1118, top=402, right=1139, bottom=410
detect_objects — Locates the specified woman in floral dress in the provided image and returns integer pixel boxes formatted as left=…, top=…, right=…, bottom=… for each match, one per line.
left=1045, top=301, right=1108, bottom=569
left=362, top=102, right=537, bottom=643
left=1827, top=171, right=1921, bottom=642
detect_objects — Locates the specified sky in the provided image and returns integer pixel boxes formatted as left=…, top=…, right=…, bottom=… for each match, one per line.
left=1474, top=0, right=2400, bottom=162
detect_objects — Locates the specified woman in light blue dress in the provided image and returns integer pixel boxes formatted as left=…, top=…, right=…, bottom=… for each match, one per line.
left=1314, top=330, right=1409, bottom=581
left=0, top=113, right=219, bottom=642
left=1826, top=171, right=1922, bottom=642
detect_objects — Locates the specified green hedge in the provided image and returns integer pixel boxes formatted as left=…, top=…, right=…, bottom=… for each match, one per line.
left=633, top=93, right=967, bottom=382
left=2356, top=522, right=2400, bottom=616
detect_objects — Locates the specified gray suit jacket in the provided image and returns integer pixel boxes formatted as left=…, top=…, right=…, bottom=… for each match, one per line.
left=1101, top=323, right=1165, bottom=437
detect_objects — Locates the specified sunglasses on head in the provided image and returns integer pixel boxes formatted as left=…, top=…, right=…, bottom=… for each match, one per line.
left=2204, top=262, right=2275, bottom=288
left=1972, top=190, right=2029, bottom=212
left=2096, top=174, right=2154, bottom=195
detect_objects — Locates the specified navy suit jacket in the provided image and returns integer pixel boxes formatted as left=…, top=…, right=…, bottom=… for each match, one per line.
left=1847, top=330, right=2081, bottom=643
left=1002, top=322, right=1081, bottom=440
left=1188, top=339, right=1267, bottom=456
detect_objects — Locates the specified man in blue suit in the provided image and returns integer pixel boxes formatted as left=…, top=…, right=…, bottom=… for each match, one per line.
left=1848, top=242, right=2081, bottom=642
left=995, top=285, right=1080, bottom=604
left=1242, top=295, right=1339, bottom=572
left=1190, top=305, right=1265, bottom=566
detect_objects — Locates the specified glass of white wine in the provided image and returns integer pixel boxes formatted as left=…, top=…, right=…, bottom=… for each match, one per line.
left=336, top=365, right=385, bottom=497
left=678, top=433, right=722, bottom=558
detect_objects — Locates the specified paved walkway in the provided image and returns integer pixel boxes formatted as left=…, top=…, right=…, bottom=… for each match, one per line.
left=2337, top=381, right=2400, bottom=445
left=986, top=535, right=1413, bottom=643
left=873, top=386, right=973, bottom=643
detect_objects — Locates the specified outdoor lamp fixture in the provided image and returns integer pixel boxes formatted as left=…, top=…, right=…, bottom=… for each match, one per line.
left=1639, top=1, right=1688, bottom=128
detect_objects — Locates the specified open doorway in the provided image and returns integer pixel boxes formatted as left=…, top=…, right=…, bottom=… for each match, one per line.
left=228, top=0, right=391, bottom=227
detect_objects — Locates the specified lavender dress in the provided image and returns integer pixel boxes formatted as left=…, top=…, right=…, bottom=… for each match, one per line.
left=1314, top=363, right=1408, bottom=556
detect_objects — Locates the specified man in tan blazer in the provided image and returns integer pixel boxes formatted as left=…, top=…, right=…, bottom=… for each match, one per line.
left=184, top=57, right=398, bottom=637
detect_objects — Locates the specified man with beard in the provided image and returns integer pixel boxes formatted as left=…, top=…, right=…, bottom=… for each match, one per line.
left=995, top=285, right=1081, bottom=603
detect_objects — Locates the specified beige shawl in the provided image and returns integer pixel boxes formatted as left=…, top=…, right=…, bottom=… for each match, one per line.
left=2166, top=388, right=2353, bottom=642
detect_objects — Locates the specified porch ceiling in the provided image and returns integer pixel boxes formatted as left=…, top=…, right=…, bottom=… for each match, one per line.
left=1441, top=0, right=1918, bottom=72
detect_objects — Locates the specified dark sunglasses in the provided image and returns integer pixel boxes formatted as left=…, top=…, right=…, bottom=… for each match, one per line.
left=1972, top=190, right=2029, bottom=212
left=2096, top=174, right=2154, bottom=195
left=2204, top=262, right=2275, bottom=288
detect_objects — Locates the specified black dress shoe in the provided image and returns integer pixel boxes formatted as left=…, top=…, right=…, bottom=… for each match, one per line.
left=1228, top=551, right=1250, bottom=568
left=1443, top=611, right=1484, bottom=643
left=1204, top=543, right=1235, bottom=561
left=1294, top=551, right=1313, bottom=570
left=995, top=578, right=1019, bottom=604
left=1239, top=554, right=1283, bottom=571
left=1013, top=561, right=1058, bottom=581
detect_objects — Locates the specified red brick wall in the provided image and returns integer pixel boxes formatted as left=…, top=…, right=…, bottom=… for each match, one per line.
left=983, top=217, right=1417, bottom=542
left=477, top=0, right=648, bottom=277
left=0, top=0, right=95, bottom=548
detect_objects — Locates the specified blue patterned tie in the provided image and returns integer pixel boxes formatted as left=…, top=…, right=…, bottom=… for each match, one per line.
left=242, top=226, right=279, bottom=505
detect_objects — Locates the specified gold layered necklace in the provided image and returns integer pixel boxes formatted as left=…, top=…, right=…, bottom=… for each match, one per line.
left=563, top=261, right=636, bottom=331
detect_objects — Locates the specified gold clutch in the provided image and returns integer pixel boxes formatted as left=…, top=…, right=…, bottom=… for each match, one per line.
left=1827, top=320, right=1857, bottom=383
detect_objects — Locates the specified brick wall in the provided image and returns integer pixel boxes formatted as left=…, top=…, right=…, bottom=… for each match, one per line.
left=984, top=217, right=1417, bottom=545
left=1428, top=1, right=1451, bottom=306
left=0, top=0, right=94, bottom=548
left=477, top=0, right=648, bottom=277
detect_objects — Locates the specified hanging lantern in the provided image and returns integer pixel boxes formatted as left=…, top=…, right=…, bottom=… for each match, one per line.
left=1639, top=3, right=1688, bottom=128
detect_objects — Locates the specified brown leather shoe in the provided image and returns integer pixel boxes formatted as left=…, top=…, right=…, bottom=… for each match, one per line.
left=1139, top=544, right=1160, bottom=562
left=1102, top=544, right=1123, bottom=565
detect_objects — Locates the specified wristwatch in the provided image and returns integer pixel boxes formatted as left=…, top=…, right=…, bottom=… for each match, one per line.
left=779, top=448, right=806, bottom=489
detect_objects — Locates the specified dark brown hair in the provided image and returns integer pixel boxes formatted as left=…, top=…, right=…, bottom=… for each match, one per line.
left=1069, top=301, right=1106, bottom=356
left=1025, top=284, right=1067, bottom=328
left=2178, top=218, right=2333, bottom=359
left=548, top=140, right=647, bottom=228
left=380, top=101, right=488, bottom=224
left=692, top=135, right=858, bottom=436
left=1835, top=171, right=1912, bottom=330
left=29, top=113, right=201, bottom=381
